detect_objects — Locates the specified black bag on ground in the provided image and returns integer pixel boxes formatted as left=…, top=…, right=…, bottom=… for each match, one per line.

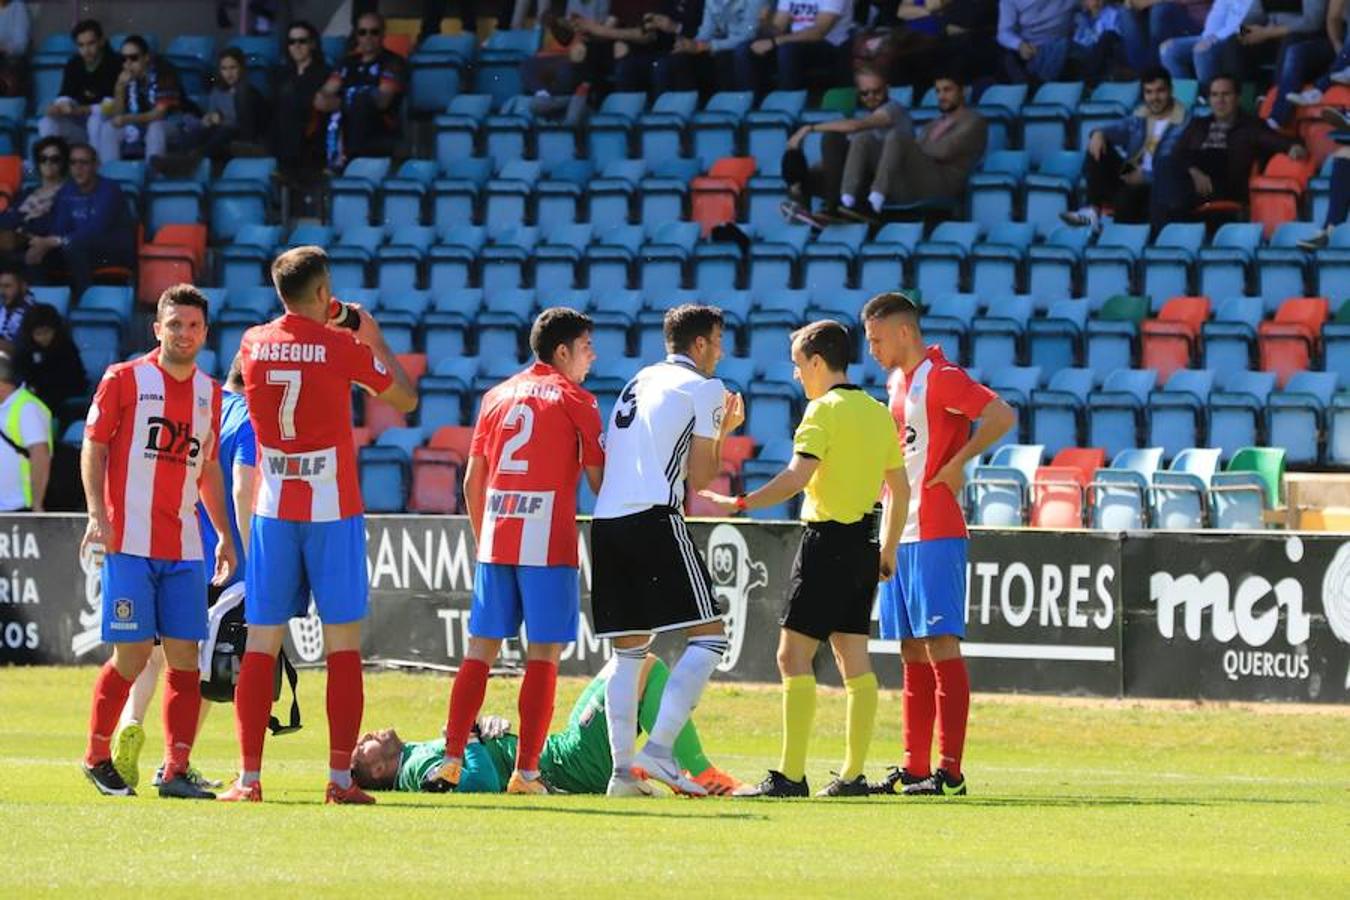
left=200, top=583, right=302, bottom=736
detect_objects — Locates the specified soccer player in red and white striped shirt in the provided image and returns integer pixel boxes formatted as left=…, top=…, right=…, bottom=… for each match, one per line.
left=79, top=285, right=236, bottom=799
left=432, top=308, right=604, bottom=795
left=221, top=246, right=416, bottom=804
left=863, top=291, right=1014, bottom=797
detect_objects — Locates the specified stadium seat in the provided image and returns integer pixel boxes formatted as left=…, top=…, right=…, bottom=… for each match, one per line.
left=1030, top=464, right=1087, bottom=528
left=376, top=226, right=434, bottom=296
left=1209, top=471, right=1267, bottom=529
left=921, top=293, right=979, bottom=364
left=479, top=224, right=537, bottom=292
left=1149, top=470, right=1208, bottom=529
left=1198, top=223, right=1263, bottom=299
left=972, top=294, right=1035, bottom=373
left=331, top=158, right=392, bottom=233
left=587, top=288, right=641, bottom=359
left=745, top=91, right=808, bottom=176
left=475, top=29, right=542, bottom=108
left=748, top=222, right=811, bottom=293
left=966, top=465, right=1027, bottom=526
left=1140, top=296, right=1211, bottom=380
left=1266, top=370, right=1338, bottom=464
left=209, top=157, right=275, bottom=241
left=1024, top=151, right=1084, bottom=237
left=409, top=33, right=476, bottom=115
left=1201, top=296, right=1263, bottom=372
left=1147, top=368, right=1215, bottom=459
left=1087, top=368, right=1157, bottom=459
left=1209, top=369, right=1277, bottom=462
left=974, top=83, right=1028, bottom=152
left=1141, top=223, right=1205, bottom=304
left=358, top=446, right=409, bottom=513
left=1226, top=446, right=1284, bottom=507
left=586, top=225, right=643, bottom=293
left=1248, top=152, right=1313, bottom=238
left=914, top=221, right=983, bottom=299
left=585, top=92, right=647, bottom=169
left=639, top=157, right=701, bottom=225
left=802, top=224, right=868, bottom=295
left=1086, top=294, right=1149, bottom=375
left=1028, top=225, right=1091, bottom=303
left=1256, top=222, right=1321, bottom=305
left=435, top=94, right=493, bottom=170
left=970, top=224, right=1035, bottom=298
left=1021, top=82, right=1085, bottom=165
left=691, top=157, right=757, bottom=236
left=1030, top=367, right=1097, bottom=455
left=1084, top=224, right=1150, bottom=304
left=409, top=447, right=462, bottom=513
left=748, top=290, right=810, bottom=367
left=691, top=92, right=755, bottom=167
left=536, top=159, right=594, bottom=233
left=482, top=95, right=534, bottom=169
left=1088, top=447, right=1163, bottom=529
left=858, top=223, right=924, bottom=294
left=475, top=288, right=534, bottom=360
left=381, top=159, right=438, bottom=228
left=967, top=151, right=1028, bottom=231
left=1027, top=299, right=1087, bottom=373
left=638, top=91, right=699, bottom=161
left=1258, top=296, right=1329, bottom=387
left=1075, top=80, right=1139, bottom=148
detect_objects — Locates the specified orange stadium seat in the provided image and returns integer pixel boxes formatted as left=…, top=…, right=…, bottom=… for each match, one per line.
left=1141, top=296, right=1211, bottom=381
left=409, top=446, right=461, bottom=513
left=1259, top=296, right=1330, bottom=386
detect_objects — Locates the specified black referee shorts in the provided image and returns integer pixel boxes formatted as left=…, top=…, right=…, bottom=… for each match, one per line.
left=782, top=519, right=880, bottom=642
left=590, top=506, right=723, bottom=638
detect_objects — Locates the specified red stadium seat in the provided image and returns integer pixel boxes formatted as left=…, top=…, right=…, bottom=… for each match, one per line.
left=352, top=426, right=374, bottom=451
left=1050, top=447, right=1105, bottom=483
left=1030, top=466, right=1085, bottom=528
left=152, top=223, right=208, bottom=272
left=721, top=435, right=755, bottom=473
left=136, top=248, right=197, bottom=305
left=691, top=157, right=757, bottom=236
left=1141, top=296, right=1210, bottom=381
left=383, top=33, right=413, bottom=59
left=362, top=396, right=406, bottom=438
left=1249, top=153, right=1313, bottom=237
left=427, top=425, right=474, bottom=462
left=686, top=471, right=734, bottom=517
left=1259, top=296, right=1330, bottom=386
left=396, top=353, right=428, bottom=382
left=409, top=447, right=461, bottom=513
left=0, top=155, right=20, bottom=208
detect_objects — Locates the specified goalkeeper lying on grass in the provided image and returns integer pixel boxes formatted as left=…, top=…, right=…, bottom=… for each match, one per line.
left=350, top=654, right=742, bottom=795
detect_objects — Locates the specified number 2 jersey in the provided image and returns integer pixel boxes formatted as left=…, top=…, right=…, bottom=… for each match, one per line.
left=470, top=362, right=604, bottom=568
left=240, top=314, right=394, bottom=522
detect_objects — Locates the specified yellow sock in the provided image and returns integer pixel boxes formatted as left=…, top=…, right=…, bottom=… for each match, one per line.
left=778, top=674, right=816, bottom=782
left=841, top=672, right=878, bottom=781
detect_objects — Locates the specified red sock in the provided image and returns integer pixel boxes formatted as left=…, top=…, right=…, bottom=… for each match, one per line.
left=161, top=667, right=202, bottom=780
left=326, top=650, right=364, bottom=772
left=902, top=662, right=936, bottom=777
left=85, top=662, right=133, bottom=766
left=235, top=651, right=276, bottom=774
left=933, top=657, right=970, bottom=778
left=516, top=660, right=558, bottom=772
left=445, top=658, right=490, bottom=759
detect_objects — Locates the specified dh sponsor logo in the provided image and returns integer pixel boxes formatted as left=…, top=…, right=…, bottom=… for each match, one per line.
left=145, top=416, right=201, bottom=459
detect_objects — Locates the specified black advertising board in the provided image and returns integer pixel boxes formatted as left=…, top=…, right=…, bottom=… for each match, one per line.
left=1122, top=532, right=1350, bottom=704
left=0, top=515, right=106, bottom=667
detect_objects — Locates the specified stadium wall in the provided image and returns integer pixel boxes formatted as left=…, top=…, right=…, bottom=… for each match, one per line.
left=1, top=515, right=1348, bottom=705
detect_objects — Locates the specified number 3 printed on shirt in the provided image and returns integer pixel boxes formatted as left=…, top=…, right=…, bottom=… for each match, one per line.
left=267, top=369, right=302, bottom=440
left=498, top=403, right=535, bottom=473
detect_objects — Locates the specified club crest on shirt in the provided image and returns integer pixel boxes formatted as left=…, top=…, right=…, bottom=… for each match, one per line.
left=712, top=407, right=725, bottom=431
left=198, top=396, right=209, bottom=409
left=374, top=357, right=388, bottom=375
left=113, top=597, right=133, bottom=621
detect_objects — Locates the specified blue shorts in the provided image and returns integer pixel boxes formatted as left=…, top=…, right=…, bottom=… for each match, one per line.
left=246, top=515, right=369, bottom=627
left=470, top=562, right=580, bottom=643
left=879, top=538, right=968, bottom=640
left=101, top=553, right=208, bottom=643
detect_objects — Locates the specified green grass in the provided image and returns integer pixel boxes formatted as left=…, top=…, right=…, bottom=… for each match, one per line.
left=2, top=666, right=1348, bottom=898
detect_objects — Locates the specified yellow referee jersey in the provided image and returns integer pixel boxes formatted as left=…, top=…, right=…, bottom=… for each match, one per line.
left=792, top=384, right=903, bottom=524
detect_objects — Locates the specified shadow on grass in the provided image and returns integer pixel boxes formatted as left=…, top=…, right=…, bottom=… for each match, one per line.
left=260, top=797, right=770, bottom=820
left=910, top=795, right=1305, bottom=809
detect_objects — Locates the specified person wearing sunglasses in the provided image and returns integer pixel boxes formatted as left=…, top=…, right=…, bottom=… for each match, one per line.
left=0, top=137, right=68, bottom=259
left=38, top=19, right=121, bottom=145
left=23, top=143, right=135, bottom=300
left=87, top=34, right=190, bottom=165
left=272, top=21, right=330, bottom=180
left=779, top=65, right=914, bottom=223
left=314, top=12, right=407, bottom=170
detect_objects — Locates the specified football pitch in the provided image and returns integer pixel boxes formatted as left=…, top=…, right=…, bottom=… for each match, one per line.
left=2, top=666, right=1347, bottom=899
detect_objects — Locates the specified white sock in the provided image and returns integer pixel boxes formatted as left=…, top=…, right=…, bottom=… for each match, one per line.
left=240, top=770, right=261, bottom=786
left=868, top=191, right=885, bottom=213
left=330, top=768, right=352, bottom=789
left=840, top=193, right=856, bottom=209
left=645, top=638, right=728, bottom=750
left=606, top=644, right=650, bottom=775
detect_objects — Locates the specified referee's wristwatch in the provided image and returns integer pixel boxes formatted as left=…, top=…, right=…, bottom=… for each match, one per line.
left=734, top=494, right=748, bottom=513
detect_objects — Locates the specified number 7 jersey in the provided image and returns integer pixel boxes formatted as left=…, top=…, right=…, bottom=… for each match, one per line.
left=470, top=362, right=604, bottom=567
left=240, top=313, right=394, bottom=522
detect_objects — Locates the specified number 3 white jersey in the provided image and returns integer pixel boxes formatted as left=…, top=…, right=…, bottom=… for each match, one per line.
left=594, top=354, right=725, bottom=519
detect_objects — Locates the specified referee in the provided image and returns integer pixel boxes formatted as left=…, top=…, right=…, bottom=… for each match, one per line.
left=590, top=304, right=745, bottom=798
left=705, top=320, right=908, bottom=798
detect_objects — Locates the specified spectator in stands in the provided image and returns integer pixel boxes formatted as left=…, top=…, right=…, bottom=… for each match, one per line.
left=834, top=70, right=987, bottom=221
left=1069, top=0, right=1126, bottom=84
left=1119, top=0, right=1212, bottom=71
left=865, top=0, right=999, bottom=90
left=1286, top=0, right=1350, bottom=108
left=1240, top=0, right=1334, bottom=128
left=564, top=0, right=661, bottom=91
left=735, top=0, right=855, bottom=94
left=780, top=65, right=913, bottom=216
left=0, top=264, right=34, bottom=343
left=616, top=1, right=708, bottom=93
left=87, top=35, right=193, bottom=165
left=997, top=0, right=1077, bottom=83
left=0, top=347, right=51, bottom=512
left=1063, top=66, right=1188, bottom=229
left=38, top=20, right=121, bottom=144
left=1158, top=0, right=1248, bottom=84
left=1153, top=74, right=1305, bottom=227
left=273, top=21, right=330, bottom=179
left=0, top=138, right=68, bottom=261
left=187, top=48, right=268, bottom=163
left=315, top=12, right=408, bottom=170
left=1297, top=141, right=1350, bottom=247
left=15, top=302, right=86, bottom=416
left=24, top=144, right=135, bottom=300
left=662, top=0, right=761, bottom=93
left=0, top=0, right=28, bottom=96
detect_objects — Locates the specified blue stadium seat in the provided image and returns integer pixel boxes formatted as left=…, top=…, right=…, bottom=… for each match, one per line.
left=145, top=178, right=205, bottom=235
left=219, top=224, right=282, bottom=291
left=745, top=91, right=808, bottom=176
left=746, top=176, right=789, bottom=230
left=587, top=288, right=641, bottom=359
left=483, top=159, right=541, bottom=231
left=30, top=286, right=71, bottom=317
left=475, top=29, right=542, bottom=108
left=484, top=95, right=534, bottom=170
left=1074, top=80, right=1139, bottom=148
left=536, top=159, right=594, bottom=232
left=1087, top=368, right=1157, bottom=459
left=359, top=446, right=410, bottom=513
left=1142, top=223, right=1205, bottom=306
left=1266, top=371, right=1338, bottom=465
left=967, top=465, right=1027, bottom=526
left=409, top=33, right=476, bottom=115
left=419, top=357, right=480, bottom=429
left=480, top=224, right=537, bottom=292
left=748, top=222, right=811, bottom=293
left=381, top=159, right=438, bottom=228
left=209, top=157, right=275, bottom=241
left=691, top=92, right=755, bottom=167
left=988, top=366, right=1043, bottom=444
left=921, top=293, right=979, bottom=364
left=972, top=294, right=1035, bottom=372
left=587, top=92, right=648, bottom=170
left=1201, top=296, right=1261, bottom=372
left=974, top=83, right=1028, bottom=152
left=639, top=157, right=701, bottom=224
left=424, top=289, right=483, bottom=360
left=586, top=225, right=643, bottom=292
left=535, top=223, right=593, bottom=290
left=638, top=91, right=700, bottom=161
left=1028, top=225, right=1090, bottom=303
left=718, top=356, right=756, bottom=394
left=164, top=35, right=216, bottom=98
left=1149, top=470, right=1208, bottom=529
left=1256, top=222, right=1319, bottom=307
left=1198, top=223, right=1263, bottom=299
left=225, top=286, right=279, bottom=319
left=1209, top=471, right=1268, bottom=529
left=331, top=157, right=392, bottom=233
left=429, top=225, right=486, bottom=293
left=967, top=150, right=1029, bottom=231
left=1148, top=368, right=1215, bottom=460
left=1021, top=82, right=1085, bottom=165
left=432, top=156, right=493, bottom=228
left=373, top=290, right=429, bottom=355
left=746, top=376, right=798, bottom=448
left=1088, top=447, right=1162, bottom=529
left=639, top=221, right=700, bottom=294
left=588, top=160, right=646, bottom=229
left=1208, top=369, right=1276, bottom=461
left=475, top=288, right=534, bottom=361
left=747, top=289, right=810, bottom=367
left=435, top=94, right=493, bottom=169
left=801, top=224, right=867, bottom=294
left=1027, top=299, right=1087, bottom=374
left=692, top=239, right=742, bottom=292
left=1084, top=223, right=1149, bottom=304
left=1328, top=395, right=1350, bottom=465
left=376, top=225, right=435, bottom=295
left=1024, top=151, right=1084, bottom=237
left=328, top=225, right=386, bottom=289
left=914, top=221, right=983, bottom=298
left=970, top=223, right=1035, bottom=297
left=858, top=222, right=924, bottom=294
